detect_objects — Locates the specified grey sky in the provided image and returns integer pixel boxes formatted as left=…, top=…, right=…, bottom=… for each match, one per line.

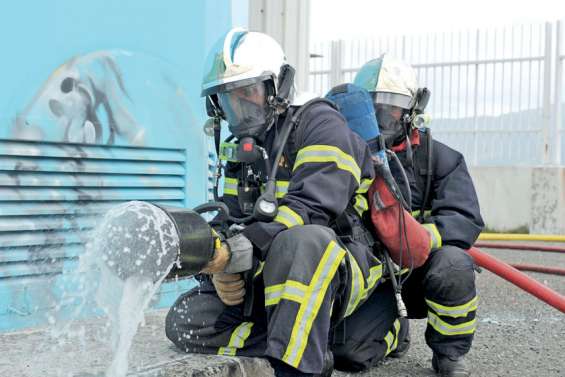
left=311, top=0, right=564, bottom=42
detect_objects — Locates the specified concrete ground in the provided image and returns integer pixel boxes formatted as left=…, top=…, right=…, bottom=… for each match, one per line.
left=1, top=245, right=563, bottom=377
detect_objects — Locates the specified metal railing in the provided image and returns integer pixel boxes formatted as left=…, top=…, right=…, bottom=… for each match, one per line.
left=309, top=21, right=565, bottom=166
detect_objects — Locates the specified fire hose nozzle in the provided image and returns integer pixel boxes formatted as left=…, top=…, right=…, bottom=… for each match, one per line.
left=92, top=201, right=217, bottom=282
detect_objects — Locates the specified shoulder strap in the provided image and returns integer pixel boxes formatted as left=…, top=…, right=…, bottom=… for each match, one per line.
left=413, top=130, right=431, bottom=176
left=414, top=129, right=433, bottom=222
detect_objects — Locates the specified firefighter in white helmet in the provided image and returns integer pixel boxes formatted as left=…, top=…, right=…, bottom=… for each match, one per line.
left=351, top=54, right=484, bottom=377
left=166, top=29, right=401, bottom=377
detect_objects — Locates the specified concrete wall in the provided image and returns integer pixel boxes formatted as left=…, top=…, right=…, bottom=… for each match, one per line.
left=470, top=166, right=565, bottom=234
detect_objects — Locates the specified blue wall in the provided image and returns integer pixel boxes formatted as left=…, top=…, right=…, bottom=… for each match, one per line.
left=0, top=0, right=236, bottom=331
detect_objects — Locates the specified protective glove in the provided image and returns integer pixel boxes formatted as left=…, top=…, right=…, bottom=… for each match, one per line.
left=212, top=272, right=246, bottom=306
left=200, top=233, right=253, bottom=274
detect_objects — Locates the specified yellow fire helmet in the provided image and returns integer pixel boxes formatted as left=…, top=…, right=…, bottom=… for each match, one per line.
left=353, top=53, right=418, bottom=110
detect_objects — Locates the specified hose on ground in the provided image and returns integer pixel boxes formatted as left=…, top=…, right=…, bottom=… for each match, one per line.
left=467, top=247, right=565, bottom=314
left=510, top=264, right=565, bottom=276
left=475, top=242, right=565, bottom=254
left=479, top=233, right=565, bottom=243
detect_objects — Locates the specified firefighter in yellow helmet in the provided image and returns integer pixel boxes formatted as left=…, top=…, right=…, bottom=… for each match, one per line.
left=353, top=54, right=484, bottom=377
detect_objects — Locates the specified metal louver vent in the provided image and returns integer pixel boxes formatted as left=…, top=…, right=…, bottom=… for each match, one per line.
left=0, top=138, right=188, bottom=325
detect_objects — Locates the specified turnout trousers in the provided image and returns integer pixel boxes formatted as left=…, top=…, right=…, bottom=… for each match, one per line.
left=165, top=224, right=398, bottom=374
left=400, top=245, right=478, bottom=358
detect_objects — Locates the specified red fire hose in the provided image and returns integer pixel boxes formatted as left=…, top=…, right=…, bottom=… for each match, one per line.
left=467, top=247, right=565, bottom=313
left=510, top=264, right=565, bottom=276
left=475, top=242, right=565, bottom=254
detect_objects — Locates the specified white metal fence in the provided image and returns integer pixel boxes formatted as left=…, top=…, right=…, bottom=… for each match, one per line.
left=309, top=21, right=565, bottom=166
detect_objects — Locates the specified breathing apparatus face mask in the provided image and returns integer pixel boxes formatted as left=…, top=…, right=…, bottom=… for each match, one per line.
left=374, top=103, right=409, bottom=148
left=217, top=80, right=274, bottom=141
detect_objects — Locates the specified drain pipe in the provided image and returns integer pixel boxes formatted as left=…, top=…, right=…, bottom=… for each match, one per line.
left=479, top=233, right=565, bottom=242
left=467, top=247, right=565, bottom=313
left=475, top=242, right=565, bottom=254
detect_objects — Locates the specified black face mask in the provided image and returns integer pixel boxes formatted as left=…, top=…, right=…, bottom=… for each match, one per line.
left=217, top=81, right=274, bottom=141
left=374, top=103, right=409, bottom=148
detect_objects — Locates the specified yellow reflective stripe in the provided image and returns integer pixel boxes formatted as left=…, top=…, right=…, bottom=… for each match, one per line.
left=276, top=180, right=289, bottom=199
left=422, top=223, right=442, bottom=250
left=411, top=209, right=432, bottom=218
left=223, top=177, right=238, bottom=196
left=427, top=312, right=476, bottom=336
left=293, top=145, right=361, bottom=184
left=392, top=318, right=401, bottom=352
left=344, top=252, right=365, bottom=317
left=361, top=264, right=383, bottom=301
left=426, top=296, right=478, bottom=318
left=384, top=319, right=401, bottom=356
left=217, top=321, right=254, bottom=356
left=357, top=178, right=374, bottom=194
left=264, top=280, right=308, bottom=306
left=274, top=206, right=304, bottom=228
left=261, top=180, right=290, bottom=198
left=353, top=194, right=369, bottom=217
left=254, top=261, right=265, bottom=279
left=283, top=241, right=346, bottom=368
left=345, top=259, right=383, bottom=317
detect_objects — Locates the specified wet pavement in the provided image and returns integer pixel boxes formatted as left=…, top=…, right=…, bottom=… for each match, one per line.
left=1, top=246, right=563, bottom=377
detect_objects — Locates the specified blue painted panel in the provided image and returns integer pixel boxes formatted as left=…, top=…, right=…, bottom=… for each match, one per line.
left=0, top=276, right=198, bottom=331
left=0, top=230, right=90, bottom=248
left=0, top=244, right=83, bottom=263
left=0, top=157, right=186, bottom=175
left=0, top=0, right=234, bottom=331
left=0, top=216, right=98, bottom=232
left=0, top=200, right=182, bottom=217
left=0, top=173, right=185, bottom=188
left=0, top=139, right=187, bottom=161
left=0, top=187, right=185, bottom=201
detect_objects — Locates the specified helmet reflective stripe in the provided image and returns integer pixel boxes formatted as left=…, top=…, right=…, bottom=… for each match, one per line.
left=224, top=27, right=247, bottom=66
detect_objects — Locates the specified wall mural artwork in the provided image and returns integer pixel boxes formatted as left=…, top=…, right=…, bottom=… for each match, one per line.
left=9, top=49, right=197, bottom=148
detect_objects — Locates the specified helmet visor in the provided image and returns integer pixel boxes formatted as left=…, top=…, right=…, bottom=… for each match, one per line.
left=217, top=81, right=271, bottom=137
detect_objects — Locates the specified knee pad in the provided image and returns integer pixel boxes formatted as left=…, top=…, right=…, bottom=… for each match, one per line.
left=424, top=247, right=476, bottom=302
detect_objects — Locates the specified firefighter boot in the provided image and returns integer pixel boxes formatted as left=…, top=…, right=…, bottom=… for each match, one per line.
left=432, top=353, right=470, bottom=377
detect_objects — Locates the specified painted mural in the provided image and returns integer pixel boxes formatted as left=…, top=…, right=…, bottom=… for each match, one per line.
left=9, top=50, right=198, bottom=148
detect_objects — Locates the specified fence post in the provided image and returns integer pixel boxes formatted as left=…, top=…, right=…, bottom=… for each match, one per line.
left=542, top=22, right=553, bottom=164
left=554, top=20, right=563, bottom=165
left=472, top=29, right=480, bottom=166
left=329, top=39, right=344, bottom=89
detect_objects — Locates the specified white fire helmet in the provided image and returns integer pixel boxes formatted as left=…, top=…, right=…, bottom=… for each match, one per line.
left=201, top=27, right=287, bottom=98
left=201, top=28, right=295, bottom=138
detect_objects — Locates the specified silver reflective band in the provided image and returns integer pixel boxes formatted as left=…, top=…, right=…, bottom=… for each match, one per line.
left=374, top=91, right=413, bottom=109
